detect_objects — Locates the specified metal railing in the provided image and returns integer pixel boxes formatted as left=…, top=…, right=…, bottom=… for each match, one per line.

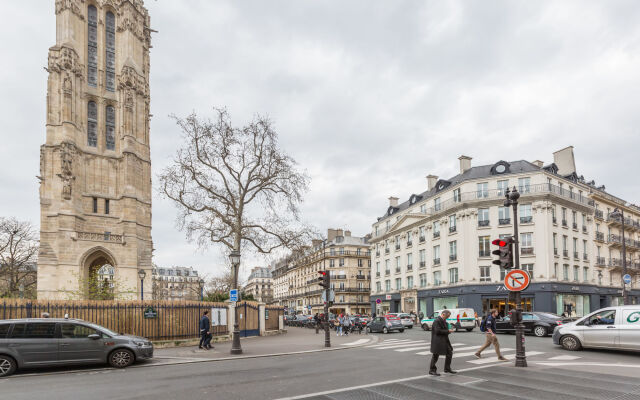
left=449, top=254, right=457, bottom=262
left=573, top=252, right=579, bottom=259
left=479, top=251, right=491, bottom=257
left=499, top=218, right=511, bottom=225
left=595, top=232, right=605, bottom=241
left=595, top=209, right=604, bottom=219
left=449, top=226, right=457, bottom=233
left=407, top=264, right=413, bottom=271
left=419, top=261, right=426, bottom=268
left=563, top=250, right=569, bottom=257
left=520, top=216, right=533, bottom=224
left=596, top=257, right=606, bottom=266
left=433, top=232, right=441, bottom=239
left=478, top=220, right=490, bottom=227
left=433, top=258, right=440, bottom=265
left=521, top=247, right=534, bottom=256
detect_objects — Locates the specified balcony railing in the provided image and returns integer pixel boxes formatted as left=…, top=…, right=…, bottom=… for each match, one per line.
left=596, top=257, right=606, bottom=266
left=385, top=270, right=390, bottom=275
left=521, top=247, right=534, bottom=256
left=395, top=267, right=401, bottom=274
left=609, top=258, right=622, bottom=268
left=419, top=236, right=425, bottom=243
left=595, top=209, right=604, bottom=219
left=376, top=251, right=380, bottom=257
left=356, top=274, right=367, bottom=279
left=334, top=274, right=346, bottom=279
left=520, top=216, right=533, bottom=224
left=433, top=232, right=441, bottom=239
left=479, top=251, right=491, bottom=257
left=562, top=220, right=568, bottom=227
left=395, top=244, right=401, bottom=250
left=478, top=220, right=490, bottom=227
left=407, top=240, right=412, bottom=247
left=563, top=250, right=569, bottom=257
left=573, top=251, right=579, bottom=259
left=553, top=248, right=558, bottom=256
left=552, top=216, right=557, bottom=224
left=583, top=254, right=588, bottom=261
left=572, top=222, right=578, bottom=229
left=419, top=261, right=426, bottom=268
left=407, top=264, right=413, bottom=271
left=449, top=226, right=457, bottom=233
left=499, top=218, right=511, bottom=225
left=582, top=226, right=587, bottom=234
left=449, top=254, right=457, bottom=262
left=433, top=258, right=441, bottom=265
left=385, top=248, right=390, bottom=255
left=595, top=232, right=605, bottom=241
left=376, top=272, right=380, bottom=277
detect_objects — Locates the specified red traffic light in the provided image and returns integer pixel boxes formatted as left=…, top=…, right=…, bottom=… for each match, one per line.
left=492, top=239, right=508, bottom=247
left=318, top=271, right=327, bottom=276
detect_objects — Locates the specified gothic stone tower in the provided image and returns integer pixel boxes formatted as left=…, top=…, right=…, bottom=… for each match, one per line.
left=38, top=0, right=153, bottom=299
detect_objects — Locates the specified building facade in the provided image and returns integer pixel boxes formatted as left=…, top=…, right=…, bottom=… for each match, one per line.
left=152, top=266, right=201, bottom=301
left=273, top=229, right=371, bottom=315
left=243, top=267, right=273, bottom=303
left=37, top=1, right=153, bottom=299
left=369, top=147, right=640, bottom=318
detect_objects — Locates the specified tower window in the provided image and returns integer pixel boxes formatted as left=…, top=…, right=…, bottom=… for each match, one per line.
left=106, top=105, right=115, bottom=150
left=87, top=5, right=98, bottom=87
left=105, top=12, right=116, bottom=91
left=105, top=199, right=110, bottom=215
left=87, top=101, right=97, bottom=147
left=92, top=197, right=98, bottom=213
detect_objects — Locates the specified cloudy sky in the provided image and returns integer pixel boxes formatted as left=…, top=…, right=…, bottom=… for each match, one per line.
left=1, top=1, right=639, bottom=281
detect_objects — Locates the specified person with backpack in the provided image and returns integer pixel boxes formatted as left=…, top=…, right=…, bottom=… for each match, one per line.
left=342, top=314, right=351, bottom=336
left=475, top=309, right=506, bottom=361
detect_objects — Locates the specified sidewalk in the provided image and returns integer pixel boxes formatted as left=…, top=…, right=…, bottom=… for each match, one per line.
left=150, top=327, right=377, bottom=364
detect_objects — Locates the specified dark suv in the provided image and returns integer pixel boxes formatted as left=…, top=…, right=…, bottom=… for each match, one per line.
left=0, top=318, right=153, bottom=377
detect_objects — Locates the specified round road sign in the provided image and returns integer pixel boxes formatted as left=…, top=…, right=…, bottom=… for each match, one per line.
left=376, top=298, right=382, bottom=304
left=504, top=269, right=530, bottom=291
left=623, top=274, right=632, bottom=285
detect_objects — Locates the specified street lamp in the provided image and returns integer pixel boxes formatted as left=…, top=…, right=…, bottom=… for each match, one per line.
left=610, top=208, right=629, bottom=305
left=230, top=250, right=242, bottom=355
left=138, top=269, right=146, bottom=301
left=199, top=278, right=205, bottom=301
left=504, top=186, right=527, bottom=368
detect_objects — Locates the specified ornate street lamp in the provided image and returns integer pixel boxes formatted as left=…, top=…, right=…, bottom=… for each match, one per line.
left=199, top=278, right=205, bottom=301
left=230, top=250, right=242, bottom=354
left=610, top=208, right=629, bottom=305
left=138, top=269, right=147, bottom=301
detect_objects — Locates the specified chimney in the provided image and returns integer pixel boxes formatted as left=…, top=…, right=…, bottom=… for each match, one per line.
left=336, top=229, right=344, bottom=238
left=311, top=239, right=321, bottom=248
left=389, top=196, right=399, bottom=207
left=553, top=146, right=576, bottom=176
left=344, top=230, right=351, bottom=237
left=427, top=175, right=438, bottom=191
left=458, top=155, right=472, bottom=174
left=532, top=160, right=544, bottom=168
left=327, top=228, right=338, bottom=242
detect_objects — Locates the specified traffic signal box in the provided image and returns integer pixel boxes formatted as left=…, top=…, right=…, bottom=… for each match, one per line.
left=492, top=237, right=514, bottom=269
left=317, top=271, right=330, bottom=289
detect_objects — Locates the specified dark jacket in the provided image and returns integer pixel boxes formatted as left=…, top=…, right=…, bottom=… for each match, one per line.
left=199, top=315, right=210, bottom=333
left=486, top=315, right=497, bottom=333
left=430, top=316, right=452, bottom=355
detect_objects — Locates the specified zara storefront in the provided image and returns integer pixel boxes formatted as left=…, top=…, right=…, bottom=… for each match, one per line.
left=370, top=282, right=639, bottom=318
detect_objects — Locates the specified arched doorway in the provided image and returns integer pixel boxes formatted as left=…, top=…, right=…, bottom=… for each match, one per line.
left=81, top=248, right=117, bottom=300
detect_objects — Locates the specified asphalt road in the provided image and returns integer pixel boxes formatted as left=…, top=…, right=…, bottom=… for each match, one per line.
left=1, top=327, right=639, bottom=400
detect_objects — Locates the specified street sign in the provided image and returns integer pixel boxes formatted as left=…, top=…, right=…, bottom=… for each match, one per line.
left=376, top=298, right=382, bottom=304
left=322, top=290, right=335, bottom=302
left=504, top=269, right=530, bottom=291
left=623, top=274, right=632, bottom=285
left=385, top=294, right=392, bottom=300
left=229, top=289, right=239, bottom=302
left=143, top=306, right=157, bottom=319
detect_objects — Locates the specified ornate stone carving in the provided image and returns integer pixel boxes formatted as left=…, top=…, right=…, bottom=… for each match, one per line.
left=57, top=142, right=76, bottom=200
left=55, top=0, right=85, bottom=20
left=118, top=66, right=147, bottom=95
left=48, top=46, right=84, bottom=78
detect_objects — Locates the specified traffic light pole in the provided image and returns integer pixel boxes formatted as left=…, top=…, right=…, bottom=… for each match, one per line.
left=506, top=187, right=527, bottom=367
left=323, top=240, right=331, bottom=348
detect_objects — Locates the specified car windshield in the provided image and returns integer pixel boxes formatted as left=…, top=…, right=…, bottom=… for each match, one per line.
left=85, top=322, right=118, bottom=337
left=538, top=313, right=562, bottom=319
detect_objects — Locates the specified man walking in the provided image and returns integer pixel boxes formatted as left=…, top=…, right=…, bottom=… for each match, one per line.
left=429, top=309, right=456, bottom=376
left=475, top=309, right=506, bottom=360
left=199, top=310, right=213, bottom=350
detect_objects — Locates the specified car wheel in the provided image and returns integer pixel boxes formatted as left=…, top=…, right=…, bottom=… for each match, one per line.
left=560, top=335, right=582, bottom=351
left=533, top=326, right=547, bottom=337
left=366, top=326, right=372, bottom=334
left=0, top=355, right=17, bottom=377
left=382, top=327, right=389, bottom=334
left=109, top=349, right=135, bottom=368
left=422, top=324, right=429, bottom=331
left=399, top=329, right=405, bottom=333
left=466, top=328, right=474, bottom=332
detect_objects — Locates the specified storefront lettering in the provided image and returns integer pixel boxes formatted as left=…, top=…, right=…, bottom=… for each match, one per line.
left=496, top=286, right=508, bottom=292
left=438, top=289, right=449, bottom=294
left=571, top=286, right=580, bottom=291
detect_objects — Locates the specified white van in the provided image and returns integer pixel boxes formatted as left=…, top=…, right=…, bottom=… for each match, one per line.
left=552, top=304, right=640, bottom=352
left=420, top=308, right=476, bottom=332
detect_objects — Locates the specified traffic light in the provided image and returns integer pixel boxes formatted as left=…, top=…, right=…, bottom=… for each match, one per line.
left=317, top=270, right=330, bottom=289
left=492, top=237, right=514, bottom=269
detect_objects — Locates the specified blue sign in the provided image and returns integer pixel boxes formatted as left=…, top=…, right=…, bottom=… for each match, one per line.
left=376, top=298, right=382, bottom=304
left=623, top=274, right=632, bottom=285
left=230, top=289, right=239, bottom=302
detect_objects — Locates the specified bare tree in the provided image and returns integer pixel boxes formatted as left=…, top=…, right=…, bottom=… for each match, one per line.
left=0, top=218, right=38, bottom=298
left=159, top=108, right=314, bottom=293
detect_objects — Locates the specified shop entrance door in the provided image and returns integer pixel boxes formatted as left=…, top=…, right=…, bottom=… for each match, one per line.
left=482, top=297, right=533, bottom=318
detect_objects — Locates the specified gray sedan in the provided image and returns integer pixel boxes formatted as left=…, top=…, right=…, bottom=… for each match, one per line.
left=0, top=318, right=153, bottom=377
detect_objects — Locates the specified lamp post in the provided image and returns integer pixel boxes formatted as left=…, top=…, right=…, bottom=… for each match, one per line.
left=504, top=186, right=527, bottom=367
left=199, top=278, right=205, bottom=301
left=610, top=208, right=629, bottom=305
left=138, top=269, right=146, bottom=301
left=230, top=250, right=242, bottom=355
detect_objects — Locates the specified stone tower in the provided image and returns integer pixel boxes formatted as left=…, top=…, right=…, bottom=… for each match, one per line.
left=37, top=0, right=153, bottom=299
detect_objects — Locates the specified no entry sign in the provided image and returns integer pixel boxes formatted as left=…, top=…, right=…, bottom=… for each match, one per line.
left=504, top=269, right=530, bottom=291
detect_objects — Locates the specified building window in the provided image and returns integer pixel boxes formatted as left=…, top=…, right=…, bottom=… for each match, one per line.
left=105, top=12, right=116, bottom=91
left=449, top=241, right=457, bottom=261
left=92, top=197, right=98, bottom=213
left=357, top=258, right=363, bottom=267
left=553, top=233, right=558, bottom=255
left=419, top=273, right=427, bottom=287
left=477, top=182, right=489, bottom=198
left=479, top=236, right=490, bottom=257
left=105, top=199, right=110, bottom=214
left=339, top=258, right=344, bottom=267
left=420, top=204, right=426, bottom=213
left=554, top=263, right=558, bottom=279
left=518, top=177, right=531, bottom=193
left=500, top=267, right=507, bottom=281
left=87, top=101, right=98, bottom=147
left=519, top=204, right=532, bottom=223
left=395, top=278, right=401, bottom=290
left=407, top=276, right=414, bottom=289
left=106, top=105, right=115, bottom=150
left=449, top=215, right=456, bottom=233
left=449, top=268, right=458, bottom=283
left=395, top=257, right=400, bottom=272
left=522, top=264, right=533, bottom=280
left=497, top=180, right=509, bottom=196
left=573, top=238, right=578, bottom=258
left=419, top=226, right=425, bottom=241
left=87, top=5, right=98, bottom=86
left=433, top=271, right=441, bottom=285
left=433, top=245, right=440, bottom=265
left=551, top=205, right=557, bottom=223
left=433, top=221, right=440, bottom=237
left=563, top=264, right=569, bottom=281
left=480, top=266, right=491, bottom=282
left=453, top=188, right=461, bottom=202
left=407, top=231, right=413, bottom=246
left=478, top=208, right=490, bottom=227
left=329, top=259, right=335, bottom=268
left=384, top=278, right=390, bottom=291
left=498, top=206, right=510, bottom=225
left=583, top=267, right=589, bottom=282
left=434, top=197, right=441, bottom=211
left=407, top=253, right=413, bottom=269
left=573, top=266, right=579, bottom=281
left=385, top=260, right=390, bottom=274
left=376, top=282, right=381, bottom=292
left=521, top=233, right=533, bottom=254
left=419, top=249, right=426, bottom=268
left=562, top=207, right=567, bottom=226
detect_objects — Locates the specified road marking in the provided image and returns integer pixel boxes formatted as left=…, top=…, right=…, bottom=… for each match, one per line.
left=343, top=339, right=371, bottom=346
left=534, top=362, right=640, bottom=368
left=467, top=351, right=544, bottom=364
left=412, top=343, right=468, bottom=355
left=367, top=340, right=425, bottom=348
left=547, top=355, right=581, bottom=361
left=453, top=347, right=513, bottom=358
left=395, top=346, right=430, bottom=352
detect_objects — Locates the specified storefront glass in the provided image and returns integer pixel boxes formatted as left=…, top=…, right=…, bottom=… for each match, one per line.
left=482, top=297, right=533, bottom=317
left=555, top=294, right=590, bottom=317
left=419, top=299, right=427, bottom=316
left=433, top=296, right=459, bottom=311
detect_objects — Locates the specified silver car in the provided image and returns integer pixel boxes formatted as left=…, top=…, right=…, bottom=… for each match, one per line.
left=552, top=305, right=640, bottom=352
left=0, top=318, right=153, bottom=377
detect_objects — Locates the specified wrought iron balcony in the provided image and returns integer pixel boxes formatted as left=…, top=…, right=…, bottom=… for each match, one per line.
left=553, top=248, right=558, bottom=256
left=395, top=267, right=401, bottom=274
left=562, top=220, right=568, bottom=227
left=583, top=254, right=588, bottom=261
left=449, top=254, right=457, bottom=262
left=419, top=236, right=425, bottom=243
left=376, top=251, right=380, bottom=257
left=433, top=232, right=441, bottom=239
left=406, top=240, right=412, bottom=247
left=478, top=220, right=490, bottom=227
left=563, top=250, right=569, bottom=257
left=433, top=258, right=441, bottom=265
left=595, top=209, right=604, bottom=220
left=385, top=270, right=390, bottom=275
left=385, top=248, right=390, bottom=255
left=582, top=226, right=587, bottom=234
left=376, top=272, right=380, bottom=277
left=407, top=264, right=413, bottom=271
left=520, top=216, right=533, bottom=224
left=499, top=218, right=511, bottom=225
left=521, top=247, right=534, bottom=256
left=596, top=256, right=606, bottom=266
left=574, top=252, right=579, bottom=259
left=572, top=222, right=578, bottom=229
left=395, top=244, right=401, bottom=250
left=479, top=250, right=491, bottom=257
left=419, top=261, right=426, bottom=268
left=595, top=232, right=605, bottom=241
left=609, top=258, right=622, bottom=268
left=552, top=216, right=557, bottom=224
left=449, top=226, right=457, bottom=233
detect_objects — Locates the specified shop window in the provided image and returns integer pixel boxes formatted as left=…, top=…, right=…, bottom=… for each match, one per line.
left=556, top=294, right=590, bottom=317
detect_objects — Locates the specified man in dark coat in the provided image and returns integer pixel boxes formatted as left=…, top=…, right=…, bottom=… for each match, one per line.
left=429, top=309, right=456, bottom=376
left=199, top=310, right=213, bottom=350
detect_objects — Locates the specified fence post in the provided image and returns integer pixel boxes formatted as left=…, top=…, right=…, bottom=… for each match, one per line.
left=258, top=303, right=266, bottom=336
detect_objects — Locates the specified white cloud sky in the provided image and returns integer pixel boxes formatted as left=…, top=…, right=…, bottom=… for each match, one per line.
left=1, top=1, right=639, bottom=281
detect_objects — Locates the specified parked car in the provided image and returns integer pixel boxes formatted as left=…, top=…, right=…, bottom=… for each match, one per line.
left=494, top=312, right=568, bottom=337
left=284, top=315, right=296, bottom=326
left=0, top=318, right=153, bottom=377
left=387, top=313, right=414, bottom=329
left=366, top=316, right=405, bottom=334
left=421, top=308, right=476, bottom=331
left=553, top=305, right=640, bottom=352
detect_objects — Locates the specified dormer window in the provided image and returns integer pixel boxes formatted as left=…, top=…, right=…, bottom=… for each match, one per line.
left=491, top=161, right=510, bottom=175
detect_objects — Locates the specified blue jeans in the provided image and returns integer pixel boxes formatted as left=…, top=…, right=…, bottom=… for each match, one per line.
left=337, top=326, right=342, bottom=335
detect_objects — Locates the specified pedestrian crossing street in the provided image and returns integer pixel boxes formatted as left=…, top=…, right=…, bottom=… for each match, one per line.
left=365, top=339, right=579, bottom=366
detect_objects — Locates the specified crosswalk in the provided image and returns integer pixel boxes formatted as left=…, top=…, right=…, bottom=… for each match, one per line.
left=366, top=339, right=565, bottom=366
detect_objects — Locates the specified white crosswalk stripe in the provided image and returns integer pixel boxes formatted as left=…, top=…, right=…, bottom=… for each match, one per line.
left=467, top=351, right=544, bottom=364
left=453, top=347, right=513, bottom=358
left=414, top=344, right=483, bottom=356
left=370, top=341, right=429, bottom=349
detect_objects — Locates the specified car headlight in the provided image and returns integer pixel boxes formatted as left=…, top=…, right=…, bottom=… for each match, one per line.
left=134, top=340, right=150, bottom=347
